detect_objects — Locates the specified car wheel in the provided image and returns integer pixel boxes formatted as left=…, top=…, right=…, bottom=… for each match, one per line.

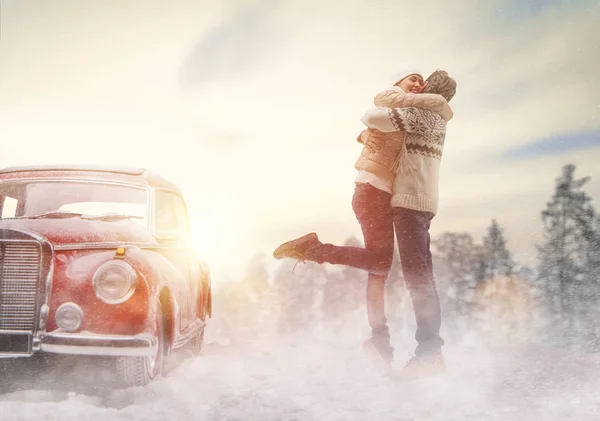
left=116, top=303, right=165, bottom=387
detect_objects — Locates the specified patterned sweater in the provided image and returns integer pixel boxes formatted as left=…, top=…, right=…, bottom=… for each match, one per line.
left=355, top=87, right=452, bottom=194
left=361, top=106, right=451, bottom=214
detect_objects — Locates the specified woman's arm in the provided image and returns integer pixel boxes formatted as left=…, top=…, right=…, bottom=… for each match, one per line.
left=374, top=87, right=452, bottom=121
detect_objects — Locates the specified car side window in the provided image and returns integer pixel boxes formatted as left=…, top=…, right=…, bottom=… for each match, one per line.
left=154, top=190, right=190, bottom=238
left=1, top=196, right=19, bottom=219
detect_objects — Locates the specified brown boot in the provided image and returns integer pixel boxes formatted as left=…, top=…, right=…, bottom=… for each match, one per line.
left=392, top=352, right=446, bottom=381
left=273, top=233, right=320, bottom=261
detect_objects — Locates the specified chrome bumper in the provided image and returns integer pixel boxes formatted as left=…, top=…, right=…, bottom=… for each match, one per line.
left=39, top=332, right=157, bottom=357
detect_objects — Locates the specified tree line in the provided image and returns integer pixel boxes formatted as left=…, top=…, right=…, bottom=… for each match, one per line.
left=422, top=163, right=600, bottom=350
left=212, top=164, right=600, bottom=352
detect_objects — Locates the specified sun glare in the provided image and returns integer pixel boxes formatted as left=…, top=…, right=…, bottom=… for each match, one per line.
left=189, top=221, right=241, bottom=283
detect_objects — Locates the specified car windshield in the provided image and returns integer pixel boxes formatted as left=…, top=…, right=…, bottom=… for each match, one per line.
left=0, top=180, right=148, bottom=227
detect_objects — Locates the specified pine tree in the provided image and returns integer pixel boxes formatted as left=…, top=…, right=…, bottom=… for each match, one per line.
left=537, top=164, right=597, bottom=345
left=581, top=215, right=600, bottom=348
left=433, top=232, right=479, bottom=321
left=481, top=219, right=515, bottom=281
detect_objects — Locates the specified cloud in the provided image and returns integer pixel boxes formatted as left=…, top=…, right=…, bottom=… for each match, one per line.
left=441, top=4, right=600, bottom=169
left=486, top=0, right=597, bottom=26
left=178, top=0, right=285, bottom=92
left=503, top=129, right=600, bottom=160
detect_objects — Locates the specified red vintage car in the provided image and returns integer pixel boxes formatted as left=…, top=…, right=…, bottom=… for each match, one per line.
left=0, top=166, right=211, bottom=386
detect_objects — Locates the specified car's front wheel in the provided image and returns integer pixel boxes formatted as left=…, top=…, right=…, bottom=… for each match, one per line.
left=116, top=303, right=165, bottom=387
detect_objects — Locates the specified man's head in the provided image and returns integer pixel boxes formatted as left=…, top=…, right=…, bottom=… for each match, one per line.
left=423, top=70, right=457, bottom=102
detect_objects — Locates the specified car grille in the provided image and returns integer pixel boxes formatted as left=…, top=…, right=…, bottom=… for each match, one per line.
left=0, top=242, right=41, bottom=332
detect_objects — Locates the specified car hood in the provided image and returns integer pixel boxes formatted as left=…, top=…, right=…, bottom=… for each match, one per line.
left=0, top=217, right=156, bottom=246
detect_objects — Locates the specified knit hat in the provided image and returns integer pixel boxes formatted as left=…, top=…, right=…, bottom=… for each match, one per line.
left=389, top=66, right=423, bottom=87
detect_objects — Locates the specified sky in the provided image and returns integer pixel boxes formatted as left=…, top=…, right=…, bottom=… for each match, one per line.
left=0, top=0, right=599, bottom=281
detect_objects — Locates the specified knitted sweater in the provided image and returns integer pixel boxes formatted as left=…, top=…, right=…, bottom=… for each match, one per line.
left=361, top=105, right=452, bottom=214
left=354, top=87, right=452, bottom=193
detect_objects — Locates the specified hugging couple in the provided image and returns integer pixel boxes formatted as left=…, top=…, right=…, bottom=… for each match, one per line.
left=273, top=67, right=457, bottom=380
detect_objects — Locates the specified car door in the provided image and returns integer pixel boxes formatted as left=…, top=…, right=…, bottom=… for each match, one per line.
left=153, top=189, right=198, bottom=330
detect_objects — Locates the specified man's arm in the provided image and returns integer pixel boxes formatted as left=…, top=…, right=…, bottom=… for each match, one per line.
left=361, top=107, right=398, bottom=133
left=362, top=106, right=439, bottom=133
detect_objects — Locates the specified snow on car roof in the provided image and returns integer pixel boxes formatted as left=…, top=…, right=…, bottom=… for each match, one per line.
left=0, top=165, right=181, bottom=192
left=0, top=165, right=146, bottom=176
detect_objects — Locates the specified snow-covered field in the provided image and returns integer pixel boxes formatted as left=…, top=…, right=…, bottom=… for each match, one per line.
left=1, top=314, right=600, bottom=421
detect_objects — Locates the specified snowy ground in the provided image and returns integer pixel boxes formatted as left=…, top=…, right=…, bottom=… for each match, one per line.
left=1, top=316, right=600, bottom=421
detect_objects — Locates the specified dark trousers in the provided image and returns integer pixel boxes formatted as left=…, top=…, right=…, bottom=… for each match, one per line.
left=308, top=183, right=443, bottom=356
left=308, top=183, right=394, bottom=359
left=392, top=207, right=444, bottom=355
left=311, top=182, right=395, bottom=275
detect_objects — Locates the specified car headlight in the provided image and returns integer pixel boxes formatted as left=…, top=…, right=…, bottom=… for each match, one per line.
left=92, top=260, right=137, bottom=304
left=56, top=302, right=83, bottom=332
